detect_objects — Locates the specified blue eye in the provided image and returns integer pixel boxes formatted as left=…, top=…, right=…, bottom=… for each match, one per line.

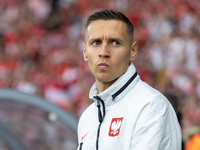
left=93, top=41, right=101, bottom=46
left=113, top=41, right=120, bottom=46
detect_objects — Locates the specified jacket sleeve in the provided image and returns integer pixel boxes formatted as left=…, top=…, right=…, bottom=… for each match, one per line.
left=130, top=95, right=181, bottom=150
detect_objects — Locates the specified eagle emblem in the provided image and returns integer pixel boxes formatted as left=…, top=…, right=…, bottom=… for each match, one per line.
left=109, top=117, right=123, bottom=137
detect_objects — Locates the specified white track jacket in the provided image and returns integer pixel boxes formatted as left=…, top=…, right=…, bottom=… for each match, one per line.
left=77, top=63, right=181, bottom=150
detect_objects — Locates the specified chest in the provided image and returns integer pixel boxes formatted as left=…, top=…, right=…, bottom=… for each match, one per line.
left=79, top=102, right=136, bottom=150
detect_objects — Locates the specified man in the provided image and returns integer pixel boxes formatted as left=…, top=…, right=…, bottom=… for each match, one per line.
left=77, top=9, right=181, bottom=150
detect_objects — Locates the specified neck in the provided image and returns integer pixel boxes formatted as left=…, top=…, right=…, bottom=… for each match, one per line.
left=96, top=79, right=117, bottom=94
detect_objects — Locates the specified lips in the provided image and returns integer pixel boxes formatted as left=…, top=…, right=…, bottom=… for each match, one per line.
left=98, top=63, right=109, bottom=69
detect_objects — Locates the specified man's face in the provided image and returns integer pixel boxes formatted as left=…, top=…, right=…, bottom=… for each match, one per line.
left=83, top=20, right=137, bottom=89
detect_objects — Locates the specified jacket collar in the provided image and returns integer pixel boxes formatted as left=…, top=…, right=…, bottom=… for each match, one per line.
left=89, top=63, right=140, bottom=109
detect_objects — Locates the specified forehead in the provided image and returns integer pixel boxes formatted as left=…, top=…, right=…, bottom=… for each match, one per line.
left=85, top=20, right=129, bottom=40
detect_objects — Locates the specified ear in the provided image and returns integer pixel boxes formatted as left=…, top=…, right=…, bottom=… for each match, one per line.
left=130, top=42, right=137, bottom=61
left=83, top=43, right=88, bottom=62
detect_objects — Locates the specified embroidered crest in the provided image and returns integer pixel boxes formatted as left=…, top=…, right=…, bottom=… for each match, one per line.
left=109, top=117, right=123, bottom=137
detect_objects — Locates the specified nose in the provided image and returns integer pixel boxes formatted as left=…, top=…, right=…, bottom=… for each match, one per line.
left=99, top=44, right=110, bottom=58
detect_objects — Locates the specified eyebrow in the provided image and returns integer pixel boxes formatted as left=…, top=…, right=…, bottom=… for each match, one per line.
left=88, top=38, right=101, bottom=44
left=87, top=37, right=124, bottom=44
left=109, top=38, right=124, bottom=43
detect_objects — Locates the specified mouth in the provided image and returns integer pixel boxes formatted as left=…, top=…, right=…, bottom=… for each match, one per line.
left=98, top=63, right=109, bottom=69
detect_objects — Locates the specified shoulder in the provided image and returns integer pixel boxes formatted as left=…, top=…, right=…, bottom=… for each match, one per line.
left=126, top=80, right=174, bottom=115
left=129, top=80, right=168, bottom=101
left=126, top=80, right=179, bottom=128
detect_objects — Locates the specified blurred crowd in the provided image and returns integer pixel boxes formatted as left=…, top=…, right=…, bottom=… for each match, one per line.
left=0, top=0, right=200, bottom=149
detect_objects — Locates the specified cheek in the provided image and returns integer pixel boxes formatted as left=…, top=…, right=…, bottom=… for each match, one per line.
left=115, top=51, right=131, bottom=64
left=87, top=57, right=96, bottom=73
left=87, top=54, right=95, bottom=65
left=114, top=52, right=131, bottom=71
left=88, top=62, right=97, bottom=78
left=86, top=50, right=98, bottom=64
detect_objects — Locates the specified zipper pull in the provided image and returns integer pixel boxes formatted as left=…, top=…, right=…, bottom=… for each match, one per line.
left=97, top=100, right=103, bottom=123
left=79, top=142, right=83, bottom=150
left=94, top=96, right=105, bottom=123
left=112, top=95, right=116, bottom=102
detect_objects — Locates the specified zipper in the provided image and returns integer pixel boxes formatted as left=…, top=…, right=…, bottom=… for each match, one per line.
left=112, top=72, right=137, bottom=101
left=94, top=72, right=137, bottom=150
left=94, top=96, right=105, bottom=150
left=96, top=123, right=102, bottom=150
